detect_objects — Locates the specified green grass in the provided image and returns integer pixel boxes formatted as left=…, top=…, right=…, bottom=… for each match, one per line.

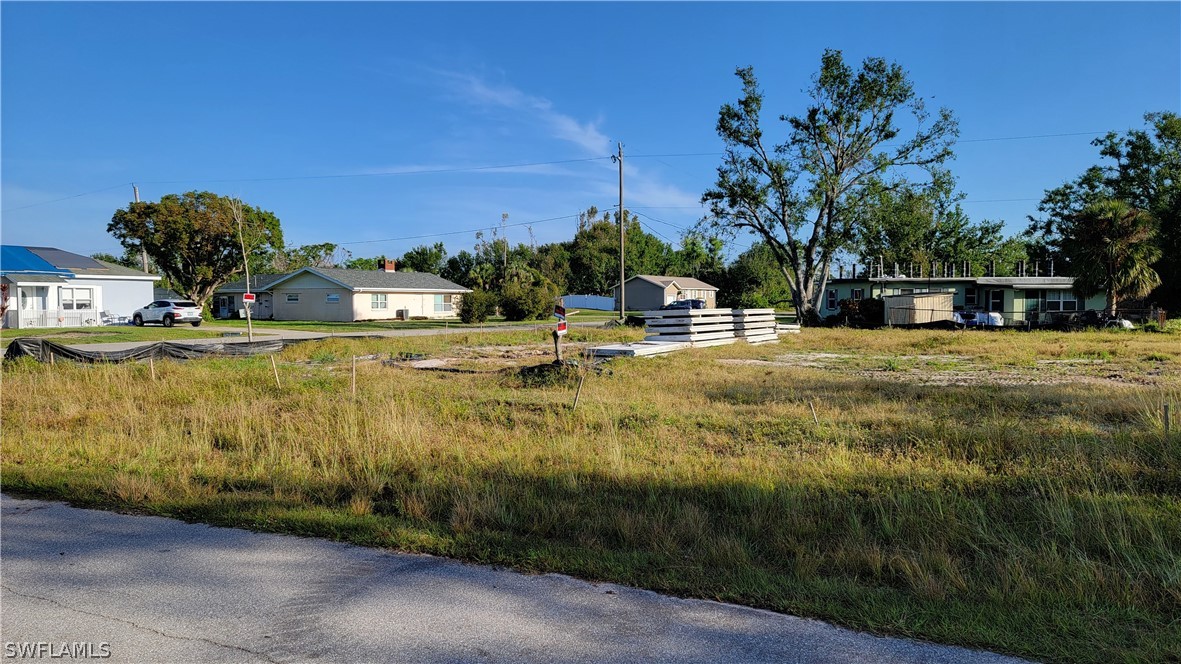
left=0, top=324, right=229, bottom=347
left=3, top=327, right=1179, bottom=663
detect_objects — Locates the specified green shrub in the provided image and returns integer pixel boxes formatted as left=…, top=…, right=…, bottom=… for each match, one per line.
left=500, top=276, right=559, bottom=321
left=459, top=289, right=499, bottom=324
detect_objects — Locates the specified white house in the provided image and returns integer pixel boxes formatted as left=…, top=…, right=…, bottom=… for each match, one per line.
left=1, top=246, right=161, bottom=329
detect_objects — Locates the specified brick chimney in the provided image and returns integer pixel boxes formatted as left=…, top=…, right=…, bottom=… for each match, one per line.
left=379, top=258, right=396, bottom=272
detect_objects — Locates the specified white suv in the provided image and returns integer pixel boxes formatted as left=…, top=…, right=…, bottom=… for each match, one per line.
left=132, top=300, right=204, bottom=327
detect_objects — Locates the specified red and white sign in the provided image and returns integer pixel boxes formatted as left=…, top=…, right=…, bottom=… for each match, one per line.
left=556, top=320, right=568, bottom=336
left=243, top=293, right=256, bottom=303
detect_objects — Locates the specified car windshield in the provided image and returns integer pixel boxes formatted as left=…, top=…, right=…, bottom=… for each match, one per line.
left=173, top=301, right=199, bottom=308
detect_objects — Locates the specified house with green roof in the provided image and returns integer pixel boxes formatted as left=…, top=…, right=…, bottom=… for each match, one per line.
left=212, top=264, right=471, bottom=322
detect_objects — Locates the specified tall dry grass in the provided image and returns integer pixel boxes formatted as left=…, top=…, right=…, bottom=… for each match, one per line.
left=3, top=327, right=1179, bottom=662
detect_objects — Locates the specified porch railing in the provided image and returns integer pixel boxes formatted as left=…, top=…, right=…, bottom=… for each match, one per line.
left=2, top=309, right=100, bottom=329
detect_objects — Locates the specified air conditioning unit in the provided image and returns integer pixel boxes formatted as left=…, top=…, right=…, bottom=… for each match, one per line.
left=397, top=309, right=410, bottom=320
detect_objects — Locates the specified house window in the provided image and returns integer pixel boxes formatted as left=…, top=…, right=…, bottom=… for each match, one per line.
left=965, top=287, right=978, bottom=307
left=851, top=288, right=864, bottom=301
left=1045, top=290, right=1080, bottom=312
left=826, top=289, right=837, bottom=310
left=286, top=293, right=300, bottom=303
left=60, top=287, right=93, bottom=310
left=434, top=294, right=453, bottom=313
left=326, top=294, right=340, bottom=303
left=371, top=293, right=388, bottom=310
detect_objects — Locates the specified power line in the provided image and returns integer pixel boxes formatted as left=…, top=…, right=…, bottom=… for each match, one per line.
left=0, top=156, right=611, bottom=214
left=962, top=197, right=1041, bottom=203
left=139, top=156, right=612, bottom=186
left=633, top=210, right=692, bottom=232
left=959, top=131, right=1106, bottom=144
left=636, top=219, right=675, bottom=244
left=1, top=182, right=132, bottom=213
left=628, top=131, right=1109, bottom=161
left=337, top=213, right=582, bottom=246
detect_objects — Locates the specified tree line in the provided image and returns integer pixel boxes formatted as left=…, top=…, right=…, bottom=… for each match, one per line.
left=99, top=51, right=1178, bottom=323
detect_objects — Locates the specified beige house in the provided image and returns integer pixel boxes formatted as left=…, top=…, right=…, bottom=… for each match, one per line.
left=613, top=275, right=719, bottom=311
left=214, top=266, right=469, bottom=322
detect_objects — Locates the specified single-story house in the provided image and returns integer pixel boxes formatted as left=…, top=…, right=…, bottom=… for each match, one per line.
left=1, top=245, right=161, bottom=329
left=613, top=275, right=719, bottom=311
left=212, top=264, right=470, bottom=321
left=819, top=274, right=1107, bottom=326
left=213, top=273, right=287, bottom=320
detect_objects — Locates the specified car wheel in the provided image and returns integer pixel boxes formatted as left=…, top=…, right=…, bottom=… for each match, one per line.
left=191, top=321, right=202, bottom=327
left=163, top=314, right=174, bottom=328
left=133, top=315, right=144, bottom=327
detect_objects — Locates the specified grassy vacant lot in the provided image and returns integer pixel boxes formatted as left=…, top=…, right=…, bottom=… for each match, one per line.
left=3, top=326, right=1179, bottom=662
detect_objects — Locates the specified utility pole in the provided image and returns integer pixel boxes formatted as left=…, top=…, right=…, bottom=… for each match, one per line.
left=133, top=184, right=148, bottom=273
left=618, top=142, right=626, bottom=319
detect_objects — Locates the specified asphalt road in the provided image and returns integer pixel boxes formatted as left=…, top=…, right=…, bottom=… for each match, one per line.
left=0, top=495, right=1028, bottom=664
left=50, top=320, right=607, bottom=354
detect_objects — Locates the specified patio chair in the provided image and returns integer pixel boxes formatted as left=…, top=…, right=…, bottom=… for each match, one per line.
left=100, top=311, right=128, bottom=326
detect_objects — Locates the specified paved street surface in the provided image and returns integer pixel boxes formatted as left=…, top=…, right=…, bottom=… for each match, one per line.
left=54, top=320, right=606, bottom=354
left=0, top=495, right=1028, bottom=663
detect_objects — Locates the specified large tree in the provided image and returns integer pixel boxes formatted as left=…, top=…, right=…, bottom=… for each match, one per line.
left=108, top=191, right=283, bottom=307
left=853, top=173, right=1028, bottom=276
left=1027, top=112, right=1180, bottom=311
left=715, top=242, right=793, bottom=308
left=702, top=50, right=957, bottom=323
left=1061, top=199, right=1160, bottom=315
left=398, top=242, right=448, bottom=274
left=564, top=206, right=672, bottom=295
left=269, top=243, right=348, bottom=272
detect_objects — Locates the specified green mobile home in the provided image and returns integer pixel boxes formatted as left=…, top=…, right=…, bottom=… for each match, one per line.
left=820, top=275, right=1107, bottom=326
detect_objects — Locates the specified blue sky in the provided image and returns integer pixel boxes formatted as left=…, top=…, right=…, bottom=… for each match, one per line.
left=2, top=2, right=1178, bottom=263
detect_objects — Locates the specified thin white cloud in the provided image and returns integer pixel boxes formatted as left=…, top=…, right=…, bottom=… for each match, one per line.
left=432, top=69, right=610, bottom=155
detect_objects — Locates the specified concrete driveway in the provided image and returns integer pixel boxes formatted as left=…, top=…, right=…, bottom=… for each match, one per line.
left=0, top=495, right=1027, bottom=664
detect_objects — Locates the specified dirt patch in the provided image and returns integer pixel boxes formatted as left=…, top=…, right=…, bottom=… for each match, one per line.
left=378, top=343, right=599, bottom=372
left=718, top=352, right=1153, bottom=388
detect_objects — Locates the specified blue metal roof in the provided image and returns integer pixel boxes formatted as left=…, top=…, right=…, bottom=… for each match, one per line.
left=0, top=245, right=76, bottom=276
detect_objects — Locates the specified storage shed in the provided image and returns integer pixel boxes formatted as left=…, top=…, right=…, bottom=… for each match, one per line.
left=883, top=292, right=954, bottom=325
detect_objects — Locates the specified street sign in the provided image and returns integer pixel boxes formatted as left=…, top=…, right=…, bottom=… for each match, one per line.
left=556, top=320, right=568, bottom=336
left=243, top=293, right=256, bottom=303
left=553, top=304, right=566, bottom=320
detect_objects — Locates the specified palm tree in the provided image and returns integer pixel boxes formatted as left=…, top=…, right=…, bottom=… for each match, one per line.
left=1062, top=199, right=1161, bottom=315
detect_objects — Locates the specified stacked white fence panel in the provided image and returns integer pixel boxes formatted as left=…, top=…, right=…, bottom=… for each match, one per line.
left=591, top=341, right=690, bottom=357
left=642, top=309, right=738, bottom=345
left=732, top=308, right=778, bottom=344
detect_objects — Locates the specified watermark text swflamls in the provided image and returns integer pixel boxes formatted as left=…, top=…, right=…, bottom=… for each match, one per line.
left=3, top=643, right=111, bottom=659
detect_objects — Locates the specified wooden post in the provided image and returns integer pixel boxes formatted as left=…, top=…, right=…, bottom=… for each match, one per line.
left=149, top=356, right=156, bottom=381
left=552, top=330, right=563, bottom=363
left=1166, top=404, right=1172, bottom=437
left=270, top=355, right=281, bottom=389
left=808, top=400, right=819, bottom=426
left=571, top=372, right=587, bottom=412
left=351, top=356, right=357, bottom=398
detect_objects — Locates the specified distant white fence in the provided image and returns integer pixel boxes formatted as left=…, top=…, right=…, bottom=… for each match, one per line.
left=561, top=295, right=614, bottom=311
